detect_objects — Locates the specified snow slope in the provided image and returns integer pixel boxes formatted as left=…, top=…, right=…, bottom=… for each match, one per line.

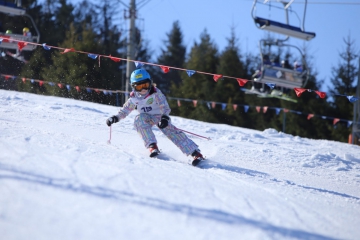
left=0, top=89, right=359, bottom=240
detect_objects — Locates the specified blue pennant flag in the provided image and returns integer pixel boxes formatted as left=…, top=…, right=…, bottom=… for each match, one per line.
left=103, top=91, right=108, bottom=95
left=66, top=85, right=71, bottom=90
left=266, top=83, right=276, bottom=89
left=347, top=121, right=353, bottom=128
left=0, top=38, right=3, bottom=44
left=347, top=96, right=359, bottom=103
left=295, top=111, right=302, bottom=115
left=275, top=108, right=281, bottom=115
left=186, top=70, right=196, bottom=77
left=134, top=61, right=144, bottom=68
left=11, top=76, right=16, bottom=80
left=48, top=82, right=55, bottom=86
left=244, top=105, right=249, bottom=113
left=42, top=43, right=51, bottom=50
left=30, top=79, right=35, bottom=84
left=206, top=102, right=211, bottom=109
left=88, top=54, right=98, bottom=60
left=108, top=91, right=113, bottom=95
left=322, top=116, right=327, bottom=119
left=86, top=88, right=92, bottom=93
left=221, top=103, right=227, bottom=110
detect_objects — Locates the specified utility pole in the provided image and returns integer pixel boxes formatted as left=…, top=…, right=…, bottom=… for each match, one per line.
left=352, top=57, right=360, bottom=144
left=124, top=0, right=136, bottom=101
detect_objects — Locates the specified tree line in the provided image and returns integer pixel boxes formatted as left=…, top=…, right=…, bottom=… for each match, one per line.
left=0, top=0, right=358, bottom=143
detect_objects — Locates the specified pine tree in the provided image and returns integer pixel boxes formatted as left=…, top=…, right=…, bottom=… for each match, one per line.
left=328, top=35, right=358, bottom=142
left=156, top=21, right=186, bottom=94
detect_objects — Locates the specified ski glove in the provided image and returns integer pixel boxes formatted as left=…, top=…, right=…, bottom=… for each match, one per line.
left=158, top=115, right=170, bottom=129
left=106, top=116, right=119, bottom=126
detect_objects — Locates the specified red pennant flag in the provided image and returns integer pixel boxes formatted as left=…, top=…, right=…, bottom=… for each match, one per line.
left=57, top=83, right=63, bottom=88
left=211, top=102, right=216, bottom=108
left=22, top=78, right=26, bottom=83
left=177, top=100, right=181, bottom=107
left=236, top=78, right=248, bottom=87
left=61, top=48, right=75, bottom=54
left=233, top=104, right=238, bottom=111
left=75, top=86, right=80, bottom=92
left=160, top=66, right=170, bottom=73
left=263, top=106, right=268, bottom=113
left=307, top=114, right=314, bottom=120
left=333, top=118, right=340, bottom=125
left=213, top=74, right=223, bottom=82
left=294, top=88, right=307, bottom=97
left=39, top=81, right=44, bottom=87
left=256, top=106, right=261, bottom=113
left=193, top=100, right=197, bottom=107
left=109, top=55, right=121, bottom=62
left=283, top=108, right=289, bottom=113
left=18, top=41, right=27, bottom=51
left=94, top=89, right=100, bottom=94
left=315, top=91, right=326, bottom=98
left=4, top=75, right=10, bottom=80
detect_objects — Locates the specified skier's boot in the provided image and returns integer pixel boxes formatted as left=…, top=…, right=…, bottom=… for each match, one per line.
left=149, top=143, right=160, bottom=157
left=191, top=149, right=204, bottom=166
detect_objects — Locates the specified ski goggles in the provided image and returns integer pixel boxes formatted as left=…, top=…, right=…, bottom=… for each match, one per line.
left=133, top=81, right=151, bottom=91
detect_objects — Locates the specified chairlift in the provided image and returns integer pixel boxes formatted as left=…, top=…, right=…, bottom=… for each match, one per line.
left=251, top=0, right=315, bottom=41
left=253, top=39, right=309, bottom=90
left=0, top=1, right=40, bottom=51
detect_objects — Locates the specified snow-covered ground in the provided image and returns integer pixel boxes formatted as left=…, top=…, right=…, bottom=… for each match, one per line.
left=0, top=89, right=359, bottom=240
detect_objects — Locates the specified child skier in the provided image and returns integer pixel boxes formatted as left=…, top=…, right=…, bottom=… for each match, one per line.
left=106, top=68, right=205, bottom=166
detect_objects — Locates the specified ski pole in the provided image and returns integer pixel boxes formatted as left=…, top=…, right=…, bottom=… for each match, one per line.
left=107, top=125, right=112, bottom=144
left=175, top=127, right=211, bottom=140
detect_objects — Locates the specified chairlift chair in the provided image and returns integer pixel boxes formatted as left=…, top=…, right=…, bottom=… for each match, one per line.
left=0, top=1, right=40, bottom=51
left=251, top=0, right=315, bottom=41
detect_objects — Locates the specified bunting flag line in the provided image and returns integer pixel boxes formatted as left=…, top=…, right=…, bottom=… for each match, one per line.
left=1, top=37, right=356, bottom=103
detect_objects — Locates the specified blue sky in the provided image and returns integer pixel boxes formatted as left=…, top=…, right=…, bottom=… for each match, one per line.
left=72, top=0, right=359, bottom=92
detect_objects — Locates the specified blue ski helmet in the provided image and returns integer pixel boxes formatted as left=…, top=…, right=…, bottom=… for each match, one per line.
left=130, top=68, right=151, bottom=85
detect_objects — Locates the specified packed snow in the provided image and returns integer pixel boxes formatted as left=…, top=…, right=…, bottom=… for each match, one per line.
left=0, top=89, right=359, bottom=240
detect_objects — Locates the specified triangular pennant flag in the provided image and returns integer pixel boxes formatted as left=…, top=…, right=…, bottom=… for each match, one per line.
left=294, top=88, right=307, bottom=97
left=66, top=85, right=71, bottom=90
left=275, top=108, right=281, bottom=115
left=22, top=78, right=26, bottom=83
left=211, top=102, right=216, bottom=109
left=0, top=38, right=3, bottom=44
left=333, top=118, right=340, bottom=125
left=160, top=66, right=170, bottom=73
left=108, top=90, right=113, bottom=95
left=11, top=76, right=16, bottom=80
left=233, top=104, right=238, bottom=111
left=213, top=74, right=223, bottom=82
left=256, top=106, right=261, bottom=113
left=266, top=83, right=275, bottom=89
left=347, top=96, right=359, bottom=103
left=244, top=105, right=249, bottom=113
left=31, top=79, right=35, bottom=84
left=94, top=89, right=100, bottom=94
left=57, top=83, right=63, bottom=88
left=135, top=61, right=144, bottom=68
left=17, top=42, right=27, bottom=51
left=61, top=48, right=75, bottom=54
left=322, top=116, right=327, bottom=119
left=186, top=70, right=196, bottom=77
left=177, top=100, right=181, bottom=107
left=295, top=111, right=302, bottom=115
left=109, top=55, right=121, bottom=62
left=48, top=82, right=54, bottom=86
left=75, top=86, right=81, bottom=92
left=236, top=78, right=248, bottom=87
left=207, top=102, right=211, bottom=109
left=283, top=108, right=289, bottom=113
left=42, top=43, right=51, bottom=50
left=307, top=114, right=314, bottom=120
left=39, top=81, right=43, bottom=87
left=221, top=103, right=227, bottom=110
left=88, top=54, right=98, bottom=59
left=86, top=88, right=92, bottom=93
left=263, top=106, right=268, bottom=113
left=192, top=100, right=197, bottom=107
left=315, top=91, right=326, bottom=98
left=347, top=121, right=353, bottom=128
left=4, top=75, right=10, bottom=80
left=103, top=90, right=108, bottom=95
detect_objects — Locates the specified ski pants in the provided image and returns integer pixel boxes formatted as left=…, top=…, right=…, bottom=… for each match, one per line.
left=134, top=113, right=198, bottom=156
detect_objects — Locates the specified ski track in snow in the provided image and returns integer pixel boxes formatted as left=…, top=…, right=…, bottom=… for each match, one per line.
left=0, top=90, right=360, bottom=240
